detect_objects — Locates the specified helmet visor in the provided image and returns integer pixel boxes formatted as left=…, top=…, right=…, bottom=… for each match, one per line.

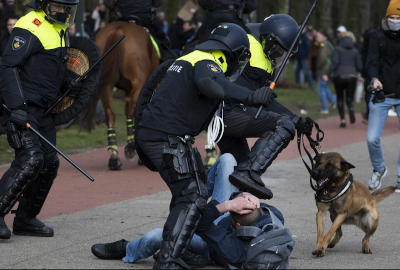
left=227, top=49, right=251, bottom=82
left=267, top=44, right=291, bottom=68
left=46, top=2, right=77, bottom=27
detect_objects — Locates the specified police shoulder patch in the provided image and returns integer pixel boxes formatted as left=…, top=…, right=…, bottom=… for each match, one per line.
left=12, top=36, right=26, bottom=50
left=207, top=64, right=222, bottom=73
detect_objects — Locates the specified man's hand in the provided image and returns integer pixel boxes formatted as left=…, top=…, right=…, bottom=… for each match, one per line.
left=67, top=79, right=83, bottom=99
left=297, top=117, right=314, bottom=136
left=235, top=192, right=260, bottom=209
left=10, top=109, right=27, bottom=129
left=372, top=78, right=383, bottom=90
left=245, top=86, right=277, bottom=108
left=228, top=197, right=257, bottom=215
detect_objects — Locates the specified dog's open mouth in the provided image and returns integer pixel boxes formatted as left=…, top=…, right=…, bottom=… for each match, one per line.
left=316, top=178, right=330, bottom=189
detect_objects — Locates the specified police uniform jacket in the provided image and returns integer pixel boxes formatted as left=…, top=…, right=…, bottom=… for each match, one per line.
left=233, top=34, right=296, bottom=119
left=139, top=50, right=253, bottom=137
left=0, top=10, right=68, bottom=111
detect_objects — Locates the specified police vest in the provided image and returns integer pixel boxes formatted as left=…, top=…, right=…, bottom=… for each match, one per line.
left=248, top=34, right=273, bottom=73
left=178, top=50, right=228, bottom=72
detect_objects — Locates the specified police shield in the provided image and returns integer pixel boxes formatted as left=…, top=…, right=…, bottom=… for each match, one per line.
left=49, top=36, right=102, bottom=126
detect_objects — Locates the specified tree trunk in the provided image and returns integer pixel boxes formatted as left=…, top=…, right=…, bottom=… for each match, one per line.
left=321, top=0, right=333, bottom=35
left=279, top=0, right=290, bottom=14
left=359, top=0, right=371, bottom=32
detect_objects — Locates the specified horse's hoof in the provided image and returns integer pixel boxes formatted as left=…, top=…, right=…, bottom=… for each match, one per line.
left=138, top=159, right=143, bottom=166
left=109, top=157, right=122, bottom=171
left=124, top=142, right=137, bottom=161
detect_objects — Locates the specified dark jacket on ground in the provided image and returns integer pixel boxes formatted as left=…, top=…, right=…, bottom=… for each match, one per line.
left=326, top=36, right=363, bottom=79
left=196, top=198, right=284, bottom=268
left=366, top=19, right=400, bottom=98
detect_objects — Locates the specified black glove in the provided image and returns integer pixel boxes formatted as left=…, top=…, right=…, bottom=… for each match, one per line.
left=10, top=109, right=27, bottom=129
left=67, top=78, right=83, bottom=99
left=245, top=86, right=277, bottom=108
left=296, top=117, right=314, bottom=136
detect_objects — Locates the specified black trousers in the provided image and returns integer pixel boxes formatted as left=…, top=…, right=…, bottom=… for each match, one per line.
left=333, top=76, right=357, bottom=120
left=218, top=104, right=284, bottom=164
left=136, top=129, right=204, bottom=241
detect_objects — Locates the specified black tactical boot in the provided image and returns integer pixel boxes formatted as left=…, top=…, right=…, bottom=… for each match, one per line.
left=91, top=239, right=128, bottom=260
left=182, top=247, right=208, bottom=268
left=0, top=216, right=11, bottom=239
left=153, top=241, right=190, bottom=269
left=229, top=163, right=274, bottom=200
left=13, top=215, right=54, bottom=237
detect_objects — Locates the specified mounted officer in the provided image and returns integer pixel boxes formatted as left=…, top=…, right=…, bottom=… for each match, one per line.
left=105, top=0, right=175, bottom=61
left=135, top=23, right=279, bottom=269
left=0, top=0, right=82, bottom=239
left=196, top=0, right=258, bottom=43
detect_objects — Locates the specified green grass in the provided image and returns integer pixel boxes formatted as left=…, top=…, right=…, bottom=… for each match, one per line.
left=0, top=77, right=367, bottom=165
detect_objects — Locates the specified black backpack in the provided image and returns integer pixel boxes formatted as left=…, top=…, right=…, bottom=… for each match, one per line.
left=233, top=207, right=295, bottom=269
left=361, top=28, right=387, bottom=77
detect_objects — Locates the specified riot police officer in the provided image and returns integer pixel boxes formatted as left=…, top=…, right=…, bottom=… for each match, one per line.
left=0, top=0, right=82, bottom=239
left=220, top=15, right=315, bottom=199
left=135, top=23, right=277, bottom=269
left=196, top=0, right=258, bottom=43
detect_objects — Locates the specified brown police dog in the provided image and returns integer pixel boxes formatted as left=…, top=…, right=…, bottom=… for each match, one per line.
left=310, top=152, right=395, bottom=257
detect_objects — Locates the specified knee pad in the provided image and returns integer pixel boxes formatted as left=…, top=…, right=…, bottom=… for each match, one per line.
left=276, top=117, right=296, bottom=140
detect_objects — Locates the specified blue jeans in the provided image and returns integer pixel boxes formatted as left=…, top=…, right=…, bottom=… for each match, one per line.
left=366, top=96, right=400, bottom=178
left=295, top=58, right=314, bottom=90
left=318, top=78, right=337, bottom=111
left=123, top=154, right=239, bottom=264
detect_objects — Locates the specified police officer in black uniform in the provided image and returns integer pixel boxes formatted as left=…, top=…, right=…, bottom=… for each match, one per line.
left=0, top=0, right=82, bottom=239
left=135, top=23, right=278, bottom=269
left=110, top=0, right=174, bottom=61
left=196, top=0, right=258, bottom=43
left=220, top=14, right=315, bottom=200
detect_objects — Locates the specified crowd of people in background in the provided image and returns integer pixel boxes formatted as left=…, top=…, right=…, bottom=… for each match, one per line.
left=0, top=1, right=396, bottom=126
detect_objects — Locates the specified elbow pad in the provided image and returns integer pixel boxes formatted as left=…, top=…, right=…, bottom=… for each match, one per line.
left=196, top=77, right=225, bottom=100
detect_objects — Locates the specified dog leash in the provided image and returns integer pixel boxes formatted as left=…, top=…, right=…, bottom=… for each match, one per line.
left=296, top=118, right=324, bottom=192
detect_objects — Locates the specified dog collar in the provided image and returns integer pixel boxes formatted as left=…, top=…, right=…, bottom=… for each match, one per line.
left=315, top=174, right=353, bottom=203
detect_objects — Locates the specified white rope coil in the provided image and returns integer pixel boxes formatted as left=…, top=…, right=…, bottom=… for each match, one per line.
left=206, top=102, right=224, bottom=150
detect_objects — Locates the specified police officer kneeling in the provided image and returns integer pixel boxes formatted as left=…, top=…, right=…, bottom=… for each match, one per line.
left=0, top=0, right=82, bottom=239
left=136, top=23, right=278, bottom=269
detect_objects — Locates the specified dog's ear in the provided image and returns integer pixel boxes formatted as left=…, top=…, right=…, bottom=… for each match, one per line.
left=341, top=161, right=355, bottom=170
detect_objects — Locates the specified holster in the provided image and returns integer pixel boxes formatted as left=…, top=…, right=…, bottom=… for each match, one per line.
left=163, top=136, right=191, bottom=178
left=6, top=122, right=22, bottom=149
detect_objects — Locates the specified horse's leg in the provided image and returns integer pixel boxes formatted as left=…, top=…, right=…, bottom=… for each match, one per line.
left=101, top=82, right=122, bottom=170
left=123, top=80, right=142, bottom=161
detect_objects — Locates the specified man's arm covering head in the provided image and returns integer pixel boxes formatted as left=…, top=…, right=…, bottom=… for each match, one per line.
left=230, top=208, right=261, bottom=226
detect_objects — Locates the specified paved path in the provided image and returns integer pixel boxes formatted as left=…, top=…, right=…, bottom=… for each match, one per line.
left=0, top=113, right=399, bottom=269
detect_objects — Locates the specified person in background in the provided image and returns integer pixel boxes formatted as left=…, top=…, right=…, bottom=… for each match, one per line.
left=324, top=31, right=363, bottom=128
left=365, top=0, right=400, bottom=193
left=91, top=4, right=107, bottom=33
left=168, top=17, right=196, bottom=56
left=294, top=24, right=314, bottom=90
left=315, top=30, right=337, bottom=114
left=0, top=15, right=18, bottom=56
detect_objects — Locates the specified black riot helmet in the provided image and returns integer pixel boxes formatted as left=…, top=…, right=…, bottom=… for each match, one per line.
left=27, top=0, right=79, bottom=27
left=260, top=14, right=299, bottom=68
left=195, top=23, right=251, bottom=82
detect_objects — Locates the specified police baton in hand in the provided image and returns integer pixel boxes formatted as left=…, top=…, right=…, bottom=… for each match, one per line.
left=1, top=104, right=94, bottom=182
left=44, top=35, right=126, bottom=116
left=255, top=0, right=318, bottom=119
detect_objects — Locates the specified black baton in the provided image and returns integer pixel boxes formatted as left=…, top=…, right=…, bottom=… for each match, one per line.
left=1, top=104, right=94, bottom=182
left=184, top=135, right=203, bottom=197
left=255, top=0, right=318, bottom=119
left=44, top=35, right=126, bottom=116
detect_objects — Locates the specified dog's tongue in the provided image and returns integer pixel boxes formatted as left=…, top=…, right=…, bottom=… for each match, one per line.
left=318, top=178, right=328, bottom=187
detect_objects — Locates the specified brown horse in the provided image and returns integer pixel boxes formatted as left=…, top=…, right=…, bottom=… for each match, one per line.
left=80, top=21, right=159, bottom=170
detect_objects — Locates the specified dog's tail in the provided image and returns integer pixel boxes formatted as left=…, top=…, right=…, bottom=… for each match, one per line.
left=372, top=186, right=396, bottom=203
